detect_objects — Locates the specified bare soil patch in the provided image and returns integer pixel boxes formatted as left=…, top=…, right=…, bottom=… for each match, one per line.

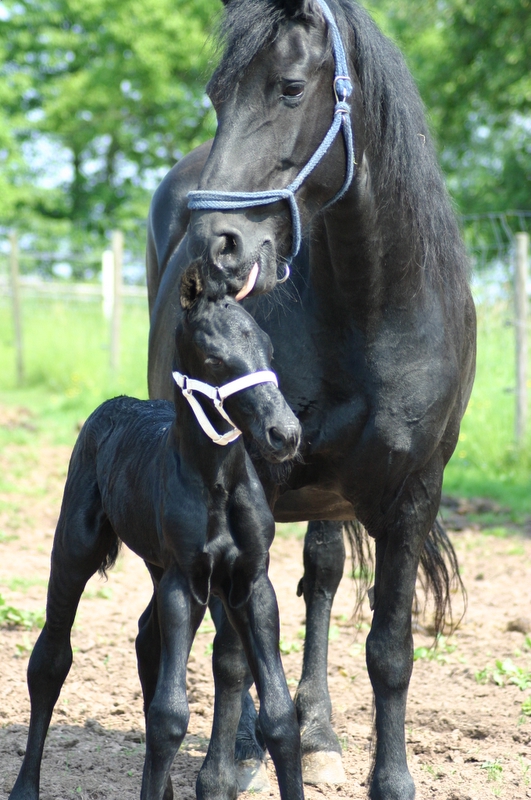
left=1, top=442, right=531, bottom=799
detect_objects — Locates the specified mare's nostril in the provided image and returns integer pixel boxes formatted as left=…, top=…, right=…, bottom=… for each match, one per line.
left=219, top=234, right=237, bottom=256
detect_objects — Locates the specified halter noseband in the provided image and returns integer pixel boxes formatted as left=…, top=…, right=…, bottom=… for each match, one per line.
left=187, top=0, right=355, bottom=264
left=173, top=369, right=278, bottom=446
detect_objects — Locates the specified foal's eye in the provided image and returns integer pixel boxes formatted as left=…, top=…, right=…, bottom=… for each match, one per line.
left=281, top=81, right=305, bottom=100
left=205, top=356, right=223, bottom=367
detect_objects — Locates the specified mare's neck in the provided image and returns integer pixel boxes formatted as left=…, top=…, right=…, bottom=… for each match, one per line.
left=307, top=154, right=425, bottom=327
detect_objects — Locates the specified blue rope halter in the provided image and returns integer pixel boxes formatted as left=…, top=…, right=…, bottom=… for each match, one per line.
left=187, top=0, right=355, bottom=264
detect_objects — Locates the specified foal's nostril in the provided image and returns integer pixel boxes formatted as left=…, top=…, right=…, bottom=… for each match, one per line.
left=267, top=426, right=288, bottom=451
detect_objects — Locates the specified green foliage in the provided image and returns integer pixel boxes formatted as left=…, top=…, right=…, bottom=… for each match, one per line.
left=1, top=0, right=528, bottom=240
left=0, top=593, right=45, bottom=629
left=413, top=635, right=456, bottom=665
left=481, top=760, right=503, bottom=783
left=364, top=0, right=531, bottom=222
left=0, top=0, right=219, bottom=233
left=475, top=658, right=531, bottom=690
left=521, top=696, right=531, bottom=717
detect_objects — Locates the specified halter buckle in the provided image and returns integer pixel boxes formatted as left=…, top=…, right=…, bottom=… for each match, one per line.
left=333, top=75, right=352, bottom=103
left=181, top=375, right=192, bottom=396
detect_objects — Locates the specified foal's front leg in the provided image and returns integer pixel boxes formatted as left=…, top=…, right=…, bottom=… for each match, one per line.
left=141, top=563, right=205, bottom=800
left=196, top=599, right=259, bottom=800
left=225, top=571, right=305, bottom=800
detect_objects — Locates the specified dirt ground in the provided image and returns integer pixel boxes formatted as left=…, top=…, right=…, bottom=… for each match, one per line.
left=1, top=438, right=531, bottom=800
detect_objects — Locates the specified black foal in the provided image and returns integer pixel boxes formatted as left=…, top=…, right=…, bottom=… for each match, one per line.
left=9, top=275, right=303, bottom=800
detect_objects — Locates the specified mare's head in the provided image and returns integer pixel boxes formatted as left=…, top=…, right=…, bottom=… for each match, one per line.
left=174, top=267, right=301, bottom=462
left=187, top=0, right=363, bottom=297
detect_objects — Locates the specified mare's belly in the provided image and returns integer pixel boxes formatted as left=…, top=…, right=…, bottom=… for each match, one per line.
left=273, top=486, right=355, bottom=523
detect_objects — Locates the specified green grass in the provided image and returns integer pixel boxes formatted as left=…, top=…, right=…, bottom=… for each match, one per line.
left=443, top=301, right=531, bottom=517
left=0, top=295, right=149, bottom=446
left=0, top=295, right=530, bottom=515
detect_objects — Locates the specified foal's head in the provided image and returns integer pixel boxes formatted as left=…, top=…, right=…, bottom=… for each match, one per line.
left=175, top=269, right=301, bottom=462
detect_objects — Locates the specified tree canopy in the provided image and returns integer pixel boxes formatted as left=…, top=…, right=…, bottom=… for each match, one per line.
left=1, top=0, right=529, bottom=253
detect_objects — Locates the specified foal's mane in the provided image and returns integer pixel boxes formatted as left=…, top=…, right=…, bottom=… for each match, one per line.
left=210, top=0, right=468, bottom=296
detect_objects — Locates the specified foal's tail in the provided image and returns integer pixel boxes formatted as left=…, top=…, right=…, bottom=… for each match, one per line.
left=98, top=530, right=122, bottom=578
left=344, top=518, right=466, bottom=637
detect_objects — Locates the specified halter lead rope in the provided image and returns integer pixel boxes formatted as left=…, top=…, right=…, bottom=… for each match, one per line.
left=187, top=0, right=355, bottom=264
left=173, top=369, right=278, bottom=446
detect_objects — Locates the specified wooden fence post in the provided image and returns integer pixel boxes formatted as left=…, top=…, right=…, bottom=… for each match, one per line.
left=9, top=230, right=24, bottom=386
left=515, top=231, right=529, bottom=444
left=110, top=230, right=123, bottom=376
left=101, top=249, right=114, bottom=322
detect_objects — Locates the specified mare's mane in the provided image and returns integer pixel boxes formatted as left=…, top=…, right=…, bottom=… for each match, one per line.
left=209, top=0, right=468, bottom=296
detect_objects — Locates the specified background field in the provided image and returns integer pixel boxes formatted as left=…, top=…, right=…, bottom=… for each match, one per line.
left=1, top=291, right=530, bottom=517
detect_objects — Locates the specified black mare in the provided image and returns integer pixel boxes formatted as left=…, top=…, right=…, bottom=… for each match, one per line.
left=146, top=1, right=476, bottom=798
left=9, top=281, right=304, bottom=800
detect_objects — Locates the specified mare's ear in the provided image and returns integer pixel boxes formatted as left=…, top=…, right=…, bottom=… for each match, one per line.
left=221, top=0, right=308, bottom=13
left=283, top=0, right=309, bottom=15
left=180, top=264, right=203, bottom=310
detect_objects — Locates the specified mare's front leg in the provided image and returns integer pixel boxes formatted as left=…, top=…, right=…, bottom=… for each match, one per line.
left=366, top=463, right=442, bottom=800
left=224, top=571, right=304, bottom=800
left=295, top=520, right=346, bottom=784
left=9, top=495, right=115, bottom=800
left=141, top=563, right=205, bottom=800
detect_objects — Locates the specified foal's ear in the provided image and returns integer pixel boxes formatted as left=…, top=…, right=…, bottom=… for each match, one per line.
left=180, top=265, right=204, bottom=310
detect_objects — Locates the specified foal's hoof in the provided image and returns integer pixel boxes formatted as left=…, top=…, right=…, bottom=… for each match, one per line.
left=236, top=758, right=270, bottom=793
left=302, top=751, right=346, bottom=785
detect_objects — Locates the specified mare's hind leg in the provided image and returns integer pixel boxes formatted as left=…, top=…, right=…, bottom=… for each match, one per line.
left=9, top=494, right=115, bottom=800
left=295, top=520, right=346, bottom=784
left=140, top=562, right=205, bottom=800
left=366, top=463, right=442, bottom=800
left=196, top=599, right=267, bottom=800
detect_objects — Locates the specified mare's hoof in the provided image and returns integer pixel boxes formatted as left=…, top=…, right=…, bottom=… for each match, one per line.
left=302, top=751, right=346, bottom=785
left=236, top=758, right=270, bottom=793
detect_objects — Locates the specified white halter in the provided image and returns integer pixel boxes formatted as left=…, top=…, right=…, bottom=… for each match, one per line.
left=172, top=369, right=278, bottom=446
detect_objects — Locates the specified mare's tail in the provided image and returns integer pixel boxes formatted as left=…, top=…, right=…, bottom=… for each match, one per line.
left=344, top=517, right=466, bottom=636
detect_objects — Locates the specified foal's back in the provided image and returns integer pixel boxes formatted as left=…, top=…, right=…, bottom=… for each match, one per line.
left=62, top=396, right=179, bottom=566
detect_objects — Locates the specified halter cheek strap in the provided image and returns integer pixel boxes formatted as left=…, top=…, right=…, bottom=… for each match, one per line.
left=187, top=0, right=355, bottom=264
left=173, top=369, right=278, bottom=446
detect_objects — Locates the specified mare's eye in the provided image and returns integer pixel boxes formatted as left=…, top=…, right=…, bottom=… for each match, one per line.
left=282, top=81, right=305, bottom=100
left=204, top=356, right=223, bottom=368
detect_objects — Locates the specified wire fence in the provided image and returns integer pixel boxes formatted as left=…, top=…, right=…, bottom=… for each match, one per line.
left=1, top=214, right=529, bottom=440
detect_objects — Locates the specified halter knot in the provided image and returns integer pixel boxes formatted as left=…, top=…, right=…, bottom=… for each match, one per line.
left=334, top=101, right=351, bottom=116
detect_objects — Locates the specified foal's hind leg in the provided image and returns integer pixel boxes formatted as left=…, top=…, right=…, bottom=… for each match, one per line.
left=295, top=520, right=346, bottom=784
left=9, top=496, right=115, bottom=800
left=140, top=563, right=205, bottom=800
left=136, top=574, right=175, bottom=800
